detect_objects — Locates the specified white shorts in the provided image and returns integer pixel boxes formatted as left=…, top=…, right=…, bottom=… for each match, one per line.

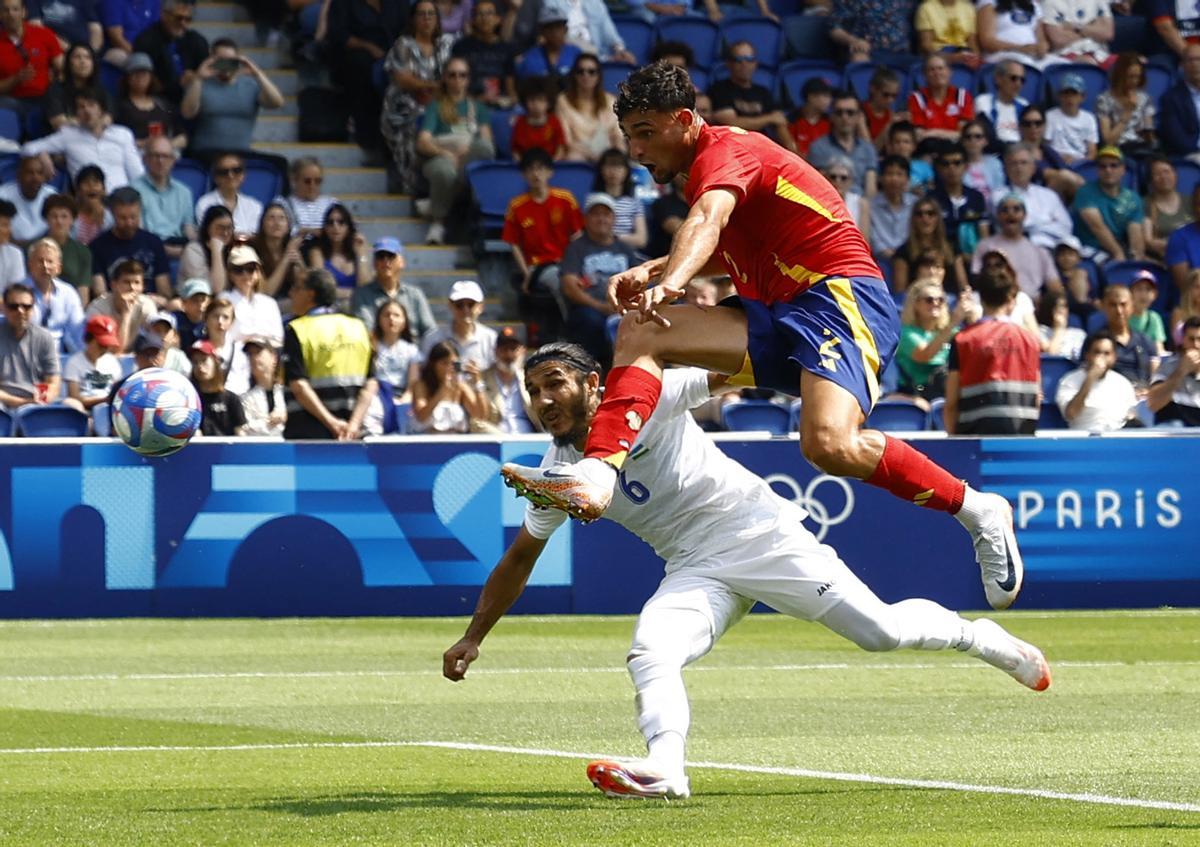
left=643, top=523, right=875, bottom=640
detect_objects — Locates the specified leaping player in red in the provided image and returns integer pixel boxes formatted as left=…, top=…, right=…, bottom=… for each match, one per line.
left=501, top=62, right=1023, bottom=611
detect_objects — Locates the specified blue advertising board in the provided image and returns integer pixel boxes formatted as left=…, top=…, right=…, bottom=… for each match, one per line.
left=0, top=434, right=1196, bottom=618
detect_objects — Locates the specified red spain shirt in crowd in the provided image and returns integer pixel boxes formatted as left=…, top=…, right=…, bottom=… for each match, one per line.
left=511, top=115, right=566, bottom=160
left=501, top=187, right=584, bottom=266
left=907, top=86, right=974, bottom=133
left=0, top=20, right=61, bottom=99
left=787, top=114, right=830, bottom=157
left=684, top=124, right=881, bottom=303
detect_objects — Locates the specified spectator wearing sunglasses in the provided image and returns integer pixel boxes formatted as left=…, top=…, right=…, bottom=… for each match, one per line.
left=194, top=152, right=263, bottom=236
left=277, top=156, right=337, bottom=238
left=0, top=281, right=61, bottom=410
left=974, top=60, right=1030, bottom=146
left=709, top=42, right=797, bottom=154
left=132, top=0, right=209, bottom=106
left=809, top=92, right=879, bottom=197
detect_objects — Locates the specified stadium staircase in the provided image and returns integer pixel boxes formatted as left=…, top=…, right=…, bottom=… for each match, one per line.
left=193, top=2, right=500, bottom=328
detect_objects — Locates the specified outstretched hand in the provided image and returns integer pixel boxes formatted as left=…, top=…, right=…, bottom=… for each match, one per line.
left=443, top=639, right=479, bottom=681
left=607, top=262, right=684, bottom=327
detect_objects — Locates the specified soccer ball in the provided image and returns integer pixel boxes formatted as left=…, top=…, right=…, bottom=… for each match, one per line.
left=111, top=367, right=202, bottom=457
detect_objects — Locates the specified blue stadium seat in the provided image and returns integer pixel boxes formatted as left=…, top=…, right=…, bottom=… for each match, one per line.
left=928, top=397, right=945, bottom=431
left=1144, top=63, right=1174, bottom=103
left=1038, top=399, right=1067, bottom=430
left=719, top=17, right=784, bottom=69
left=656, top=19, right=720, bottom=69
left=1042, top=63, right=1108, bottom=110
left=1040, top=355, right=1075, bottom=397
left=908, top=61, right=977, bottom=96
left=777, top=59, right=842, bottom=108
left=612, top=17, right=655, bottom=66
left=242, top=159, right=284, bottom=208
left=548, top=161, right=595, bottom=207
left=867, top=399, right=928, bottom=431
left=393, top=401, right=413, bottom=435
left=0, top=406, right=12, bottom=437
left=1072, top=159, right=1137, bottom=192
left=0, top=153, right=18, bottom=184
left=606, top=313, right=621, bottom=344
left=92, top=402, right=112, bottom=437
left=601, top=61, right=635, bottom=96
left=490, top=107, right=518, bottom=160
left=689, top=67, right=710, bottom=92
left=979, top=63, right=1043, bottom=104
left=1077, top=256, right=1101, bottom=299
left=1085, top=309, right=1107, bottom=333
left=0, top=108, right=19, bottom=142
left=1172, top=159, right=1200, bottom=199
left=783, top=15, right=834, bottom=61
left=787, top=397, right=802, bottom=431
left=466, top=160, right=526, bottom=231
left=98, top=60, right=122, bottom=97
left=15, top=405, right=89, bottom=437
left=708, top=63, right=777, bottom=93
left=173, top=157, right=210, bottom=202
left=721, top=399, right=791, bottom=434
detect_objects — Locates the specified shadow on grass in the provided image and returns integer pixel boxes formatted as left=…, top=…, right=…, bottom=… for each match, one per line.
left=1108, top=822, right=1200, bottom=831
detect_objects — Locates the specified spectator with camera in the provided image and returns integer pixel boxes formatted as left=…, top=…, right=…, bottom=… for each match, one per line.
left=410, top=339, right=489, bottom=434
left=180, top=38, right=283, bottom=162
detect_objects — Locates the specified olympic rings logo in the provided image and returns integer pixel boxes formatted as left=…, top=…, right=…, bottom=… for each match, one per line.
left=763, top=473, right=855, bottom=542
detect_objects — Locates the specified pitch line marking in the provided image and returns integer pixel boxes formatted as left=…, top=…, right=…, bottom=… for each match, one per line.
left=0, top=738, right=1195, bottom=814
left=0, top=659, right=1195, bottom=683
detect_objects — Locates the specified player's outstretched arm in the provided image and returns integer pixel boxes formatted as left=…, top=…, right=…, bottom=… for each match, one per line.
left=443, top=526, right=548, bottom=681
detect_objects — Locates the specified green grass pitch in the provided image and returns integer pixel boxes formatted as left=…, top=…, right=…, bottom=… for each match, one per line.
left=1, top=610, right=1198, bottom=845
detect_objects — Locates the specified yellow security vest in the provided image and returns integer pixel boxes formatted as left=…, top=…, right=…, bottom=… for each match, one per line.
left=289, top=312, right=372, bottom=393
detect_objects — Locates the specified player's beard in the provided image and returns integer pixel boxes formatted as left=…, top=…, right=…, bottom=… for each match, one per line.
left=552, top=392, right=593, bottom=448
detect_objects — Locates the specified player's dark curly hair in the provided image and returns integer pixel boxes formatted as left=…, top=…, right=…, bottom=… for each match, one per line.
left=613, top=61, right=695, bottom=122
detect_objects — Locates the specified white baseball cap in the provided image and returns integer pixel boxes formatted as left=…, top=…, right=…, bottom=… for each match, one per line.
left=448, top=279, right=484, bottom=303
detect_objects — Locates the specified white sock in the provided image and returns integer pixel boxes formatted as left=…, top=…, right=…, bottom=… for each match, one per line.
left=646, top=730, right=686, bottom=775
left=954, top=486, right=992, bottom=531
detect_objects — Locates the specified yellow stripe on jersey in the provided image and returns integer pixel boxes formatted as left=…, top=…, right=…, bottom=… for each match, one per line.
left=774, top=176, right=842, bottom=223
left=771, top=252, right=826, bottom=290
left=825, top=276, right=883, bottom=406
left=728, top=351, right=758, bottom=387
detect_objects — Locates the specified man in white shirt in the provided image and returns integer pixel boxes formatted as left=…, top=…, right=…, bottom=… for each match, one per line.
left=1056, top=329, right=1138, bottom=431
left=20, top=90, right=144, bottom=189
left=975, top=60, right=1030, bottom=146
left=443, top=343, right=1052, bottom=800
left=0, top=156, right=54, bottom=245
left=1000, top=142, right=1073, bottom=249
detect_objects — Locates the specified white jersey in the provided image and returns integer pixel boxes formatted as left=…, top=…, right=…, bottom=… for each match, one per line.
left=523, top=369, right=809, bottom=569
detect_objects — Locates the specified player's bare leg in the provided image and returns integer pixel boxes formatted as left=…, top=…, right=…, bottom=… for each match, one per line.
left=799, top=371, right=1024, bottom=610
left=502, top=304, right=747, bottom=521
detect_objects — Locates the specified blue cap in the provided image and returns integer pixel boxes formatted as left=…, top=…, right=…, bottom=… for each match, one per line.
left=1058, top=73, right=1085, bottom=93
left=373, top=237, right=404, bottom=256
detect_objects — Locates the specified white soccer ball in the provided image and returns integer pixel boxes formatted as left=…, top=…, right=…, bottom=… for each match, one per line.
left=111, top=367, right=203, bottom=457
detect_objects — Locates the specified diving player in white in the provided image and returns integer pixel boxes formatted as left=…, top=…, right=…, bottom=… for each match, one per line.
left=442, top=343, right=1051, bottom=800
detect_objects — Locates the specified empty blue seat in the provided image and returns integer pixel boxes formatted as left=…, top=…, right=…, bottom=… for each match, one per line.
left=783, top=15, right=834, bottom=61
left=1172, top=159, right=1200, bottom=199
left=0, top=406, right=12, bottom=437
left=612, top=16, right=655, bottom=66
left=92, top=402, right=112, bottom=437
left=0, top=108, right=19, bottom=142
left=16, top=405, right=89, bottom=437
left=1038, top=400, right=1067, bottom=430
left=1144, top=63, right=1174, bottom=103
left=173, top=157, right=210, bottom=202
left=721, top=399, right=792, bottom=434
left=242, top=159, right=284, bottom=208
left=601, top=61, right=635, bottom=96
left=1042, top=63, right=1109, bottom=111
left=606, top=313, right=621, bottom=344
left=656, top=18, right=720, bottom=69
left=548, top=161, right=595, bottom=207
left=866, top=400, right=928, bottom=431
left=466, top=160, right=526, bottom=231
left=1040, top=355, right=1076, bottom=398
left=490, top=107, right=518, bottom=160
left=689, top=67, right=710, bottom=92
left=719, top=17, right=784, bottom=69
left=928, top=397, right=945, bottom=431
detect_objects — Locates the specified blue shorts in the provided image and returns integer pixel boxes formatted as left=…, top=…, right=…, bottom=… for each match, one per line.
left=721, top=276, right=900, bottom=416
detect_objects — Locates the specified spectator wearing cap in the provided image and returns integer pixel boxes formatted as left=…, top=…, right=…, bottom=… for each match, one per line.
left=64, top=314, right=123, bottom=411
left=481, top=326, right=538, bottom=434
left=25, top=236, right=84, bottom=354
left=788, top=77, right=833, bottom=157
left=180, top=38, right=284, bottom=161
left=421, top=280, right=498, bottom=380
left=280, top=269, right=376, bottom=440
left=1072, top=146, right=1145, bottom=263
left=708, top=42, right=797, bottom=154
left=84, top=257, right=156, bottom=351
left=0, top=199, right=26, bottom=286
left=238, top=335, right=285, bottom=438
left=0, top=156, right=54, bottom=246
left=21, top=89, right=143, bottom=189
left=1045, top=73, right=1098, bottom=165
left=350, top=237, right=437, bottom=344
left=146, top=310, right=190, bottom=374
left=1128, top=269, right=1167, bottom=356
left=560, top=191, right=637, bottom=370
left=0, top=0, right=63, bottom=112
left=172, top=276, right=209, bottom=348
left=1159, top=44, right=1200, bottom=161
left=40, top=193, right=91, bottom=296
left=189, top=338, right=247, bottom=436
left=1055, top=328, right=1138, bottom=432
left=1149, top=316, right=1200, bottom=426
left=943, top=268, right=1041, bottom=435
left=971, top=193, right=1059, bottom=300
left=0, top=281, right=61, bottom=410
left=132, top=134, right=196, bottom=258
left=132, top=326, right=166, bottom=370
left=1000, top=141, right=1073, bottom=249
left=114, top=51, right=186, bottom=149
left=1099, top=282, right=1156, bottom=386
left=222, top=241, right=283, bottom=348
left=88, top=186, right=170, bottom=297
left=515, top=3, right=582, bottom=80
left=132, top=0, right=209, bottom=106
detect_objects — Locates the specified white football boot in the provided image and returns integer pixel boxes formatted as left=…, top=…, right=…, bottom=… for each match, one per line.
left=957, top=490, right=1025, bottom=610
left=500, top=458, right=615, bottom=523
left=587, top=759, right=691, bottom=800
left=971, top=618, right=1052, bottom=691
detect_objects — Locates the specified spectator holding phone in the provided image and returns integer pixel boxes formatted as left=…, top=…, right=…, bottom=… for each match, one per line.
left=180, top=37, right=283, bottom=162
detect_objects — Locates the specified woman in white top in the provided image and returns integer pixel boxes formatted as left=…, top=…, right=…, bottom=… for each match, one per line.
left=977, top=0, right=1063, bottom=70
left=557, top=53, right=623, bottom=164
left=179, top=205, right=233, bottom=291
left=411, top=340, right=488, bottom=433
left=222, top=241, right=284, bottom=348
left=194, top=152, right=265, bottom=236
left=1035, top=289, right=1086, bottom=360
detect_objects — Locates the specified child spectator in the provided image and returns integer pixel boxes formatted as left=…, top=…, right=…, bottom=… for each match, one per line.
left=1128, top=269, right=1168, bottom=355
left=1045, top=74, right=1099, bottom=165
left=1052, top=235, right=1093, bottom=315
left=189, top=339, right=247, bottom=436
left=885, top=122, right=933, bottom=193
left=173, top=277, right=211, bottom=350
left=64, top=315, right=124, bottom=411
left=0, top=200, right=27, bottom=287
left=239, top=337, right=285, bottom=437
left=869, top=155, right=916, bottom=261
left=180, top=205, right=234, bottom=291
left=1149, top=316, right=1200, bottom=426
left=41, top=194, right=93, bottom=297
left=788, top=77, right=833, bottom=157
left=201, top=295, right=236, bottom=373
left=1036, top=288, right=1087, bottom=359
left=593, top=147, right=646, bottom=250
left=862, top=67, right=903, bottom=149
left=70, top=165, right=113, bottom=247
left=511, top=76, right=565, bottom=161
left=372, top=301, right=421, bottom=402
left=147, top=312, right=192, bottom=375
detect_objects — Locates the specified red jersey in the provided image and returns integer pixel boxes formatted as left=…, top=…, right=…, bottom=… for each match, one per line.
left=0, top=24, right=61, bottom=99
left=501, top=188, right=583, bottom=266
left=907, top=86, right=974, bottom=132
left=787, top=113, right=830, bottom=157
left=864, top=104, right=893, bottom=143
left=511, top=114, right=566, bottom=159
left=684, top=124, right=880, bottom=304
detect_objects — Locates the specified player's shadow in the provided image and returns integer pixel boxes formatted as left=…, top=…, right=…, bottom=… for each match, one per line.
left=247, top=791, right=589, bottom=815
left=1108, top=822, right=1200, bottom=831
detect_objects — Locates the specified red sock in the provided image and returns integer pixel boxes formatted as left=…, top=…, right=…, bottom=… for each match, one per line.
left=584, top=366, right=662, bottom=468
left=866, top=435, right=965, bottom=513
